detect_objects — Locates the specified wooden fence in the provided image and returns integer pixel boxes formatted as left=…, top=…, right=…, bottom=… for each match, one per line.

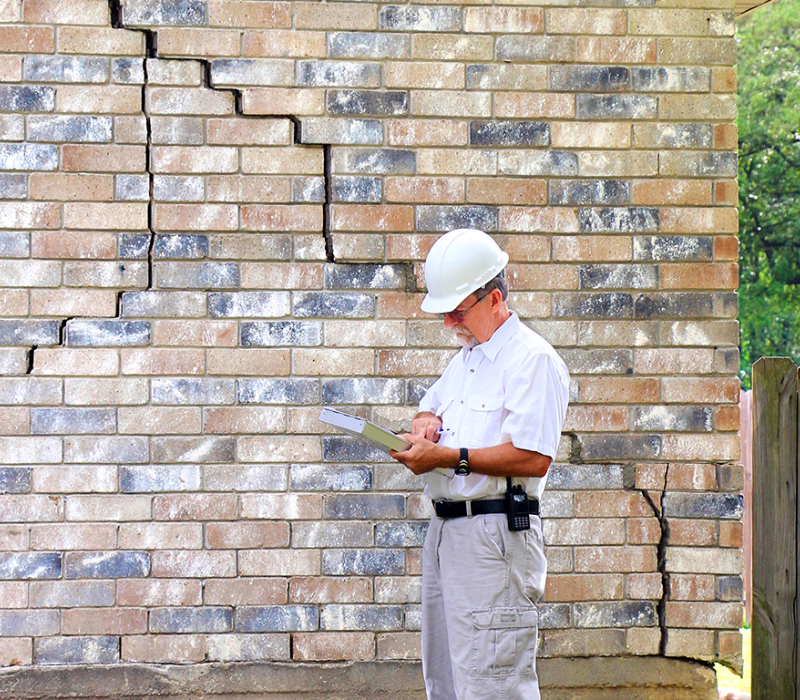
left=752, top=357, right=800, bottom=700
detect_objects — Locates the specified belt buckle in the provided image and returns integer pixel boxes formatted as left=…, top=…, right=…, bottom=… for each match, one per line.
left=465, top=500, right=473, bottom=518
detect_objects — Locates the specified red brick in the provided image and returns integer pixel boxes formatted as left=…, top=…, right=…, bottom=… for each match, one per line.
left=154, top=494, right=238, bottom=521
left=57, top=86, right=142, bottom=114
left=241, top=494, right=322, bottom=520
left=290, top=577, right=372, bottom=604
left=0, top=291, right=27, bottom=317
left=719, top=521, right=743, bottom=548
left=34, top=349, right=119, bottom=376
left=242, top=88, right=325, bottom=115
left=119, top=523, right=202, bottom=550
left=0, top=409, right=28, bottom=436
left=207, top=349, right=290, bottom=376
left=156, top=204, right=238, bottom=232
left=63, top=608, right=147, bottom=635
left=666, top=601, right=742, bottom=629
left=632, top=179, right=712, bottom=206
left=63, top=145, right=146, bottom=173
left=666, top=463, right=717, bottom=491
left=240, top=262, right=322, bottom=289
left=206, top=578, right=288, bottom=606
left=376, top=292, right=429, bottom=319
left=152, top=550, right=237, bottom=578
left=293, top=632, right=374, bottom=661
left=239, top=549, right=320, bottom=576
left=208, top=0, right=291, bottom=27
left=577, top=37, right=657, bottom=63
left=0, top=582, right=28, bottom=609
left=466, top=7, right=543, bottom=33
left=580, top=378, right=660, bottom=404
left=120, top=349, right=205, bottom=376
left=387, top=119, right=469, bottom=147
left=545, top=574, right=624, bottom=602
left=207, top=118, right=291, bottom=146
left=575, top=491, right=653, bottom=518
left=0, top=26, right=54, bottom=53
left=496, top=93, right=575, bottom=119
left=627, top=518, right=662, bottom=545
left=243, top=30, right=326, bottom=58
left=30, top=523, right=115, bottom=550
left=57, top=26, right=142, bottom=54
left=660, top=208, right=738, bottom=235
left=332, top=205, right=414, bottom=233
left=123, top=635, right=206, bottom=663
left=564, top=406, right=628, bottom=432
left=64, top=203, right=147, bottom=230
left=377, top=632, right=421, bottom=661
left=206, top=522, right=289, bottom=549
left=203, top=408, right=284, bottom=436
left=575, top=546, right=657, bottom=573
left=0, top=56, right=22, bottom=82
left=23, top=0, right=107, bottom=23
left=157, top=28, right=240, bottom=57
left=385, top=177, right=464, bottom=204
left=714, top=235, right=738, bottom=261
left=714, top=124, right=737, bottom=150
left=468, top=178, right=546, bottom=206
left=117, top=579, right=202, bottom=607
left=553, top=236, right=631, bottom=262
left=32, top=231, right=116, bottom=260
left=662, top=377, right=740, bottom=404
left=547, top=8, right=626, bottom=34
left=29, top=174, right=114, bottom=202
left=152, top=320, right=237, bottom=347
left=378, top=350, right=454, bottom=377
left=670, top=574, right=715, bottom=601
left=31, top=290, right=117, bottom=318
left=207, top=176, right=289, bottom=204
left=242, top=205, right=322, bottom=232
left=295, top=2, right=376, bottom=30
left=0, top=638, right=32, bottom=666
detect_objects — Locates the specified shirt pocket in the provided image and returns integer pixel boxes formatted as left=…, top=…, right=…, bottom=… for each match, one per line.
left=463, top=394, right=504, bottom=448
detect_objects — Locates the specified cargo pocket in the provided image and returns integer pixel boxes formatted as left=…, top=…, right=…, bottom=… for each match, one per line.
left=470, top=607, right=538, bottom=679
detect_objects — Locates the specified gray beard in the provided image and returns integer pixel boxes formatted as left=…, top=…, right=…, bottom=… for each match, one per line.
left=452, top=325, right=479, bottom=349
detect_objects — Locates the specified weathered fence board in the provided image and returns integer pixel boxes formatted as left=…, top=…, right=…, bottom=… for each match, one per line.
left=752, top=357, right=799, bottom=700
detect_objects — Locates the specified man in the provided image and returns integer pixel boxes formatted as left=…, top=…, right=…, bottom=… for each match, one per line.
left=391, top=228, right=570, bottom=700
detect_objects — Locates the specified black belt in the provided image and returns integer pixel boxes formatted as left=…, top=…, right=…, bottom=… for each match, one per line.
left=434, top=497, right=539, bottom=519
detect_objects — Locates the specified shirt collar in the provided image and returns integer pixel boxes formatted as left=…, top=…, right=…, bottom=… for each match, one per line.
left=469, top=312, right=519, bottom=363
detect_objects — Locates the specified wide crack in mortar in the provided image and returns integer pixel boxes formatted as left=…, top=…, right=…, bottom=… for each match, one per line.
left=111, top=0, right=336, bottom=286
left=640, top=463, right=671, bottom=656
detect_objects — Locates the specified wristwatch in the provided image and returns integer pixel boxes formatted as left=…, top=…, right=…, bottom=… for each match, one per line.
left=455, top=447, right=471, bottom=476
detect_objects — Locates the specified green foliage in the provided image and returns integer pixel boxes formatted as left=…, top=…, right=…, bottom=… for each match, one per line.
left=738, top=0, right=800, bottom=388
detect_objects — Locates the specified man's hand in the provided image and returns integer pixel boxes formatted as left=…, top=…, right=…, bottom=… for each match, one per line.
left=410, top=412, right=443, bottom=442
left=390, top=433, right=457, bottom=475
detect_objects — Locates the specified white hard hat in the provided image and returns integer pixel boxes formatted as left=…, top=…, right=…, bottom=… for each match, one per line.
left=421, top=229, right=509, bottom=314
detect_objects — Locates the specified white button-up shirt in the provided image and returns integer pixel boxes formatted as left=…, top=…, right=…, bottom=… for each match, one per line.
left=418, top=312, right=570, bottom=502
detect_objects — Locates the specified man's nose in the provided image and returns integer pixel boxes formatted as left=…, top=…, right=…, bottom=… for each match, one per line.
left=443, top=314, right=458, bottom=328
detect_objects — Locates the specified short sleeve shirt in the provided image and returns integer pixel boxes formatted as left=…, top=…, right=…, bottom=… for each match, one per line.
left=418, top=312, right=570, bottom=502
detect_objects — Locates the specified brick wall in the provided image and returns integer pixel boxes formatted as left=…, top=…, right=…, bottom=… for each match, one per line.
left=0, top=0, right=742, bottom=674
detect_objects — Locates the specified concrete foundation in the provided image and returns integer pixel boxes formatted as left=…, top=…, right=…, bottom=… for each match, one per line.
left=0, top=657, right=718, bottom=700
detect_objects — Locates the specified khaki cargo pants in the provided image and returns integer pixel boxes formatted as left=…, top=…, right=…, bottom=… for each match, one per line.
left=421, top=511, right=546, bottom=700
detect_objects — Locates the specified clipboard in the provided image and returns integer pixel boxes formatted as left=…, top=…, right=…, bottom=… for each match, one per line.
left=318, top=407, right=453, bottom=477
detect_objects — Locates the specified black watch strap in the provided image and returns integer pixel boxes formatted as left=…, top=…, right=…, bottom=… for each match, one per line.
left=455, top=447, right=470, bottom=476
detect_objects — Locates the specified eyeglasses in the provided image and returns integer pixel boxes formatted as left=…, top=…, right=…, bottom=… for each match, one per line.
left=440, top=292, right=489, bottom=323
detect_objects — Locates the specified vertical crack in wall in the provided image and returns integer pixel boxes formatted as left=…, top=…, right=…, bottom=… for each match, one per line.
left=640, top=464, right=671, bottom=655
left=322, top=145, right=335, bottom=262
